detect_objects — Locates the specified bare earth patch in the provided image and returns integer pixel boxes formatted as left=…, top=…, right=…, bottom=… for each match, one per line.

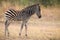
left=0, top=20, right=60, bottom=40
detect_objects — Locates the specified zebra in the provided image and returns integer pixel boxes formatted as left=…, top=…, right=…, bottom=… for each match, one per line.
left=5, top=4, right=41, bottom=37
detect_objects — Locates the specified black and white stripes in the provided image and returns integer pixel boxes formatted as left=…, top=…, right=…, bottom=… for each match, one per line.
left=5, top=9, right=17, bottom=20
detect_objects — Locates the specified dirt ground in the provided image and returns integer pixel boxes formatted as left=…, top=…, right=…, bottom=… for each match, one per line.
left=0, top=20, right=60, bottom=40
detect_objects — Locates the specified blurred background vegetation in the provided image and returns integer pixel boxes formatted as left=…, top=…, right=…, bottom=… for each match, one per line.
left=0, top=0, right=60, bottom=7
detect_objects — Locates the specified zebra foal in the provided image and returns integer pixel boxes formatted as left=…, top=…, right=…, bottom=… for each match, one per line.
left=5, top=4, right=41, bottom=37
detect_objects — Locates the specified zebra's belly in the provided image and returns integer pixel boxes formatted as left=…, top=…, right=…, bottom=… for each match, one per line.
left=14, top=18, right=22, bottom=21
left=7, top=17, right=22, bottom=21
left=6, top=16, right=28, bottom=21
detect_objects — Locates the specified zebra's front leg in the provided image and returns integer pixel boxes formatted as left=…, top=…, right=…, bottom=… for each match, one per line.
left=19, top=21, right=24, bottom=36
left=25, top=23, right=27, bottom=36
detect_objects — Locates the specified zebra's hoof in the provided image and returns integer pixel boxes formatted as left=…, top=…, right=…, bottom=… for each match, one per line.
left=25, top=34, right=27, bottom=36
left=8, top=33, right=9, bottom=37
left=19, top=33, right=21, bottom=36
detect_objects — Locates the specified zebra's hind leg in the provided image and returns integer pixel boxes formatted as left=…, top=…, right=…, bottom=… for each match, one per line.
left=5, top=20, right=10, bottom=37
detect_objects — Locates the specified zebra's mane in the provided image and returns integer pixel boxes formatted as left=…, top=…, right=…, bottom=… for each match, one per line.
left=18, top=4, right=40, bottom=12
